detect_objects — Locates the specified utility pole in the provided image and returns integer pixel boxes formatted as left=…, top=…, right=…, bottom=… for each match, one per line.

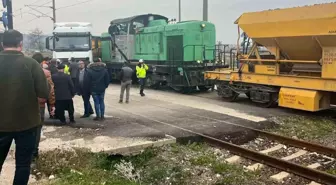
left=203, top=0, right=208, bottom=21
left=178, top=0, right=181, bottom=22
left=7, top=0, right=13, bottom=29
left=52, top=0, right=56, bottom=23
left=25, top=1, right=56, bottom=28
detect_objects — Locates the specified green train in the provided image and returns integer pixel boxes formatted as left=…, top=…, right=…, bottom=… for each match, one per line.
left=95, top=14, right=224, bottom=93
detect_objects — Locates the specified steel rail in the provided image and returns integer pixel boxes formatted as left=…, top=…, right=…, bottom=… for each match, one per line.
left=113, top=105, right=336, bottom=185
left=194, top=114, right=336, bottom=157
left=203, top=136, right=336, bottom=185
left=114, top=95, right=336, bottom=157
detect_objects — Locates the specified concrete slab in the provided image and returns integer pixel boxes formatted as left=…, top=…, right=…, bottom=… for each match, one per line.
left=308, top=182, right=322, bottom=185
left=227, top=144, right=284, bottom=165
left=271, top=162, right=321, bottom=182
left=226, top=155, right=242, bottom=164
left=246, top=149, right=307, bottom=171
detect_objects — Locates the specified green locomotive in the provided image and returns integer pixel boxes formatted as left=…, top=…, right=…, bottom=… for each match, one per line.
left=98, top=14, right=223, bottom=92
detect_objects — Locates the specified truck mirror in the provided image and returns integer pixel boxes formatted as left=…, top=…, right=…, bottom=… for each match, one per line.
left=45, top=37, right=50, bottom=50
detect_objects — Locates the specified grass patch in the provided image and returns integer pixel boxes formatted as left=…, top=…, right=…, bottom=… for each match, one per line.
left=34, top=148, right=154, bottom=185
left=269, top=116, right=336, bottom=141
left=35, top=143, right=263, bottom=185
left=212, top=162, right=258, bottom=185
left=327, top=169, right=336, bottom=175
left=190, top=155, right=216, bottom=166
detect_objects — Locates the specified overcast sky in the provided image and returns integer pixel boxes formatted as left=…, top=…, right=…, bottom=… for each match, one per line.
left=8, top=0, right=335, bottom=44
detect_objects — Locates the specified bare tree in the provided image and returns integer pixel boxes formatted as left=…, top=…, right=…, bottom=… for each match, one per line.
left=28, top=28, right=44, bottom=51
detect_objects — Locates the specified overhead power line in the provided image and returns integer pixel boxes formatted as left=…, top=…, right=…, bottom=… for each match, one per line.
left=57, top=0, right=95, bottom=10
left=14, top=1, right=52, bottom=17
left=16, top=0, right=96, bottom=27
left=14, top=0, right=50, bottom=13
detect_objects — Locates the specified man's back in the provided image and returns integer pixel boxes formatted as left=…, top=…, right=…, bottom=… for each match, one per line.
left=120, top=66, right=133, bottom=82
left=48, top=63, right=58, bottom=75
left=52, top=72, right=75, bottom=100
left=87, top=62, right=109, bottom=93
left=0, top=50, right=49, bottom=132
left=69, top=62, right=79, bottom=78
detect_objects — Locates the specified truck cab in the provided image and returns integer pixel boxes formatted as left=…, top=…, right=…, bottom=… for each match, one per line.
left=46, top=22, right=96, bottom=62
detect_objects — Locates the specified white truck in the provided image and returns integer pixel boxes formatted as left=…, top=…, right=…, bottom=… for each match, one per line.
left=46, top=22, right=96, bottom=62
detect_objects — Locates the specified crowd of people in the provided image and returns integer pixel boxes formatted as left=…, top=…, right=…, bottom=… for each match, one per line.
left=0, top=29, right=149, bottom=185
left=32, top=55, right=110, bottom=124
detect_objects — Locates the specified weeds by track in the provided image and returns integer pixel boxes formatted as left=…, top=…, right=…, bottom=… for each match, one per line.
left=110, top=97, right=336, bottom=185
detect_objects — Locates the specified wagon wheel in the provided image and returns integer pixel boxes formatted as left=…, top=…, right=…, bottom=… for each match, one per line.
left=217, top=85, right=239, bottom=102
left=251, top=91, right=278, bottom=108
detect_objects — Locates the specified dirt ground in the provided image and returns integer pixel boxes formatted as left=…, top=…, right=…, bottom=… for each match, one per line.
left=0, top=84, right=305, bottom=184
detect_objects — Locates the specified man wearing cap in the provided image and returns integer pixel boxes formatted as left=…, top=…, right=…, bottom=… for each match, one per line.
left=52, top=64, right=76, bottom=124
left=0, top=29, right=49, bottom=184
left=48, top=58, right=58, bottom=75
left=136, top=59, right=148, bottom=96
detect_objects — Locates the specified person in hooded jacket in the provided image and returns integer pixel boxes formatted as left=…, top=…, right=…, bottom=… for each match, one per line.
left=87, top=58, right=110, bottom=121
left=46, top=58, right=59, bottom=119
left=34, top=64, right=55, bottom=159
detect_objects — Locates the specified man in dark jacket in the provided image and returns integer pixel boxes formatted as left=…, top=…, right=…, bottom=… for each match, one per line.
left=87, top=58, right=109, bottom=121
left=52, top=64, right=76, bottom=124
left=48, top=58, right=58, bottom=75
left=0, top=30, right=49, bottom=185
left=69, top=57, right=79, bottom=89
left=119, top=62, right=133, bottom=103
left=77, top=60, right=94, bottom=118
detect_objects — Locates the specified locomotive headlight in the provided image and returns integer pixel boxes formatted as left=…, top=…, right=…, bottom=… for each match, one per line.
left=201, top=24, right=206, bottom=28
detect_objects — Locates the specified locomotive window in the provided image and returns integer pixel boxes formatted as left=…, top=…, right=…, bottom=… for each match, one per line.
left=130, top=20, right=144, bottom=34
left=133, top=21, right=144, bottom=29
left=114, top=23, right=129, bottom=35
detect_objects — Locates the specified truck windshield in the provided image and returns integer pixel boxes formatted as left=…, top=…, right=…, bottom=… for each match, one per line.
left=54, top=36, right=90, bottom=51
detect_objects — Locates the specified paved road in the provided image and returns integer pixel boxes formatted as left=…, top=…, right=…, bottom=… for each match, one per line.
left=73, top=84, right=293, bottom=140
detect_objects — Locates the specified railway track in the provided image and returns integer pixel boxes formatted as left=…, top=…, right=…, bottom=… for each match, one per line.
left=107, top=96, right=336, bottom=185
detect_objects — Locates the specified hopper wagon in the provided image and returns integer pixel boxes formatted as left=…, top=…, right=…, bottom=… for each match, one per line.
left=204, top=3, right=336, bottom=111
left=95, top=14, right=227, bottom=93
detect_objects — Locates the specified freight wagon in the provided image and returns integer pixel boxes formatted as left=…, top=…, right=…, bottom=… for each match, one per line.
left=204, top=3, right=336, bottom=112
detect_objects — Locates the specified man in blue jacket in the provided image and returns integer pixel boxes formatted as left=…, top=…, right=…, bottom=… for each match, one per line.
left=87, top=58, right=110, bottom=121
